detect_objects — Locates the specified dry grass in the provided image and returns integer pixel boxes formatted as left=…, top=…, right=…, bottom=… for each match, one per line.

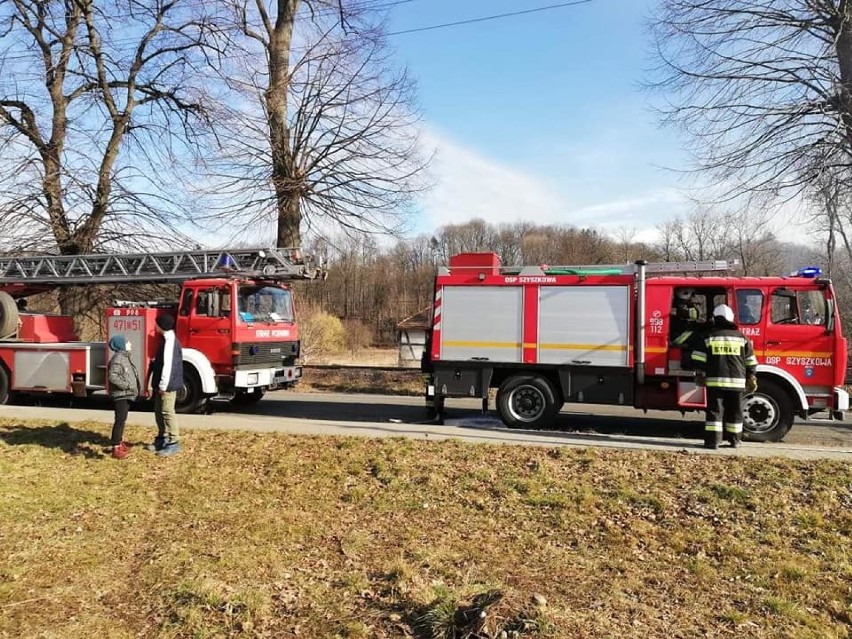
left=1, top=418, right=851, bottom=639
left=300, top=348, right=422, bottom=395
left=301, top=368, right=423, bottom=396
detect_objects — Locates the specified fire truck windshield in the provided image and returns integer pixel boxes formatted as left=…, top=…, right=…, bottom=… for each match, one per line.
left=237, top=285, right=294, bottom=323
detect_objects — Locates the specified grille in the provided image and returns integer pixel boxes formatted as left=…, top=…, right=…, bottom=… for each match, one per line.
left=237, top=341, right=299, bottom=366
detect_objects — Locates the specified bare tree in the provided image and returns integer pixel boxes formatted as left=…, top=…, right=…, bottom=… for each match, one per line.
left=204, top=0, right=429, bottom=248
left=431, top=219, right=496, bottom=262
left=654, top=206, right=784, bottom=274
left=650, top=1, right=852, bottom=199
left=656, top=219, right=682, bottom=261
left=809, top=173, right=852, bottom=275
left=0, top=0, right=225, bottom=312
left=721, top=208, right=785, bottom=275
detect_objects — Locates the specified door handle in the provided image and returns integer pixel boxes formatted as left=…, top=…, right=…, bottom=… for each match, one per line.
left=766, top=340, right=780, bottom=346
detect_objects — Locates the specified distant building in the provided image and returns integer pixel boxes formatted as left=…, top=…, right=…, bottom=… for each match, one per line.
left=397, top=306, right=432, bottom=368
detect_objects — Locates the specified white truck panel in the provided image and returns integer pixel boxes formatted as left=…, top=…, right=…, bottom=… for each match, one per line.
left=440, top=286, right=523, bottom=362
left=14, top=350, right=71, bottom=391
left=538, top=285, right=631, bottom=367
left=11, top=343, right=107, bottom=390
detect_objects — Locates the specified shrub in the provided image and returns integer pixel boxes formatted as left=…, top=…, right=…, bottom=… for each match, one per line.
left=299, top=306, right=346, bottom=363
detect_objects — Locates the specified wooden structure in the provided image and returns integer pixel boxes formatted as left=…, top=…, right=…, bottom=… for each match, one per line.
left=397, top=306, right=432, bottom=368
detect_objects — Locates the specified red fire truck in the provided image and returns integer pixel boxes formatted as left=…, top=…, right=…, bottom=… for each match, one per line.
left=0, top=247, right=322, bottom=413
left=422, top=253, right=849, bottom=441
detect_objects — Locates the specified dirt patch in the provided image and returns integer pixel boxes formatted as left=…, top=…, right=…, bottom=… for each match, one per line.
left=312, top=347, right=401, bottom=367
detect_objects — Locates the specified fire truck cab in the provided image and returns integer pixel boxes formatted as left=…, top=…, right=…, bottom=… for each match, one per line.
left=423, top=253, right=849, bottom=442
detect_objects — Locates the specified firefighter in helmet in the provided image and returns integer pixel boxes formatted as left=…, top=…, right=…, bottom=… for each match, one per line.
left=691, top=304, right=759, bottom=449
left=670, top=288, right=699, bottom=345
left=670, top=288, right=706, bottom=368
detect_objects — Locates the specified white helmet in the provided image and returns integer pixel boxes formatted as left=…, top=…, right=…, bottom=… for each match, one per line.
left=713, top=304, right=735, bottom=323
left=676, top=288, right=696, bottom=302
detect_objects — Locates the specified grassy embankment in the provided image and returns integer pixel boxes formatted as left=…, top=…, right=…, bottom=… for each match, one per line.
left=0, top=418, right=850, bottom=639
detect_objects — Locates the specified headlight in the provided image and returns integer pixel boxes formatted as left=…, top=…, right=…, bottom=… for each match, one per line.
left=247, top=372, right=259, bottom=385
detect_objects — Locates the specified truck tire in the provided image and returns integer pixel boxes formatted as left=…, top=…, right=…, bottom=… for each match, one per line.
left=175, top=365, right=206, bottom=414
left=0, top=365, right=10, bottom=405
left=231, top=389, right=265, bottom=407
left=743, top=378, right=794, bottom=442
left=0, top=292, right=19, bottom=339
left=497, top=375, right=558, bottom=430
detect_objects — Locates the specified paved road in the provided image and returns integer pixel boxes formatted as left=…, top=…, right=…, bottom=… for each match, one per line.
left=2, top=391, right=851, bottom=460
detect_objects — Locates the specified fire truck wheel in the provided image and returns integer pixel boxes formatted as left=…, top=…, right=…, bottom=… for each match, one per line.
left=497, top=375, right=559, bottom=430
left=175, top=365, right=205, bottom=414
left=231, top=389, right=265, bottom=406
left=0, top=292, right=19, bottom=339
left=742, top=379, right=794, bottom=442
left=0, top=365, right=9, bottom=405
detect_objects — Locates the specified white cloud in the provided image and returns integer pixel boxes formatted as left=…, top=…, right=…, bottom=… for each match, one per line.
left=418, top=129, right=691, bottom=238
left=569, top=190, right=687, bottom=233
left=419, top=129, right=567, bottom=228
left=417, top=129, right=821, bottom=247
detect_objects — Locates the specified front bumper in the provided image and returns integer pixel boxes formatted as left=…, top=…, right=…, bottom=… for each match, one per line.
left=234, top=365, right=302, bottom=390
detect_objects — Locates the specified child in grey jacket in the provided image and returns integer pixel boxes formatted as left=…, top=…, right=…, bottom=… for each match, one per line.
left=107, top=335, right=141, bottom=459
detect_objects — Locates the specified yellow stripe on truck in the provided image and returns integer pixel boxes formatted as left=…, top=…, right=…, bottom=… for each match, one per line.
left=644, top=347, right=833, bottom=357
left=442, top=341, right=627, bottom=351
left=539, top=343, right=627, bottom=352
left=442, top=340, right=521, bottom=349
left=762, top=350, right=833, bottom=358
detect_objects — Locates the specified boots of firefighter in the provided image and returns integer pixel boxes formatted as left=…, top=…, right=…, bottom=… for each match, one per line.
left=725, top=433, right=741, bottom=449
left=704, top=431, right=722, bottom=450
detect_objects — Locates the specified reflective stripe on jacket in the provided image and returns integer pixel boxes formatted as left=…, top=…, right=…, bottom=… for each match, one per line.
left=691, top=324, right=757, bottom=389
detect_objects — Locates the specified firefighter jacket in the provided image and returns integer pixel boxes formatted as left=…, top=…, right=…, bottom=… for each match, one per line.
left=690, top=320, right=758, bottom=390
left=670, top=302, right=700, bottom=346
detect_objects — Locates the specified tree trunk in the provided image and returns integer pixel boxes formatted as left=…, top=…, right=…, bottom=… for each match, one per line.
left=834, top=2, right=852, bottom=155
left=276, top=185, right=302, bottom=248
left=57, top=287, right=97, bottom=340
left=267, top=0, right=302, bottom=248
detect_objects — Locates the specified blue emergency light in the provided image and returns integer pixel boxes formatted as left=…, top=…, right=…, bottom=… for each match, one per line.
left=215, top=253, right=238, bottom=271
left=792, top=266, right=822, bottom=278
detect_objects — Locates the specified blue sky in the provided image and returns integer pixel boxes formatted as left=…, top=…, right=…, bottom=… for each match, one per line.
left=379, top=0, right=723, bottom=242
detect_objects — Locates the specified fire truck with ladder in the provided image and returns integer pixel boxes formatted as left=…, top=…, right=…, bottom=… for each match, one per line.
left=422, top=252, right=849, bottom=442
left=0, top=247, right=323, bottom=413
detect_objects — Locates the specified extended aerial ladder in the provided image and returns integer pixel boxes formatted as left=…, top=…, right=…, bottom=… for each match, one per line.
left=0, top=247, right=325, bottom=340
left=0, top=247, right=324, bottom=290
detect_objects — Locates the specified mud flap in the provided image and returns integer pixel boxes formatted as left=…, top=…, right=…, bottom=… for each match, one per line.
left=677, top=380, right=706, bottom=408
